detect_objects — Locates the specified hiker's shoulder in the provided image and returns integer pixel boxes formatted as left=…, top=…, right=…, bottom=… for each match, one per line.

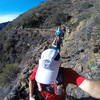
left=60, top=67, right=71, bottom=70
left=60, top=67, right=75, bottom=73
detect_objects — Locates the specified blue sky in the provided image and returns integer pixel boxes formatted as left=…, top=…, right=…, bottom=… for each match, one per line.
left=0, top=0, right=46, bottom=23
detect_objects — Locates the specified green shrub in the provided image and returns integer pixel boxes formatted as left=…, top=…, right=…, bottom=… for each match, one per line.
left=0, top=63, right=20, bottom=85
left=46, top=12, right=69, bottom=26
left=53, top=13, right=67, bottom=25
left=94, top=14, right=100, bottom=25
left=81, top=2, right=94, bottom=9
left=78, top=12, right=91, bottom=22
left=71, top=12, right=91, bottom=29
left=20, top=13, right=46, bottom=27
left=95, top=0, right=100, bottom=13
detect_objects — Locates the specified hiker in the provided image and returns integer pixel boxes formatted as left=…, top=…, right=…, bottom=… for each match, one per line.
left=52, top=27, right=65, bottom=50
left=62, top=26, right=66, bottom=33
left=29, top=48, right=100, bottom=100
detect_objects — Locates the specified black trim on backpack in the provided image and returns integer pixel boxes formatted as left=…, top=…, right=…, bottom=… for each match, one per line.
left=56, top=67, right=64, bottom=85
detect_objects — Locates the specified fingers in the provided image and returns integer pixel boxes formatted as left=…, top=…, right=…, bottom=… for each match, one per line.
left=30, top=97, right=35, bottom=100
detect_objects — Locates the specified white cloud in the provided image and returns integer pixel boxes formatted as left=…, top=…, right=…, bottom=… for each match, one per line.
left=0, top=14, right=19, bottom=23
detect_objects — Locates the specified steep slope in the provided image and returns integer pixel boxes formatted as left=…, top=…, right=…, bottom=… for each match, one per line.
left=0, top=0, right=100, bottom=100
left=0, top=0, right=72, bottom=68
left=7, top=0, right=72, bottom=28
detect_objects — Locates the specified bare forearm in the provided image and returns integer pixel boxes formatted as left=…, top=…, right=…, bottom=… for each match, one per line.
left=29, top=80, right=34, bottom=97
left=52, top=38, right=57, bottom=47
left=79, top=79, right=100, bottom=99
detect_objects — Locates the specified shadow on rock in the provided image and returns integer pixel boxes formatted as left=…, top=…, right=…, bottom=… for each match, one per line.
left=66, top=95, right=100, bottom=100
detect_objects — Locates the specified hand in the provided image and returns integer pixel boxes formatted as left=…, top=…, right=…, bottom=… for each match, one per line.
left=29, top=96, right=35, bottom=100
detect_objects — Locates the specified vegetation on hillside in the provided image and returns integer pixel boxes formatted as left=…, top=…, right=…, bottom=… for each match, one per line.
left=0, top=0, right=100, bottom=100
left=0, top=63, right=20, bottom=85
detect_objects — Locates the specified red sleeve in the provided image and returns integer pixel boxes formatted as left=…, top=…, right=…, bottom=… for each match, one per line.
left=64, top=68, right=86, bottom=86
left=29, top=67, right=38, bottom=81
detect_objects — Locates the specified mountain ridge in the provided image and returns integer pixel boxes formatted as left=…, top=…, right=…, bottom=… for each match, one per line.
left=0, top=22, right=10, bottom=30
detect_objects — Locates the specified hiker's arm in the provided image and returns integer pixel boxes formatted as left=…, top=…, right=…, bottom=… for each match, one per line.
left=79, top=79, right=100, bottom=99
left=65, top=68, right=100, bottom=99
left=52, top=37, right=58, bottom=48
left=29, top=67, right=38, bottom=100
left=52, top=36, right=62, bottom=50
left=29, top=80, right=35, bottom=100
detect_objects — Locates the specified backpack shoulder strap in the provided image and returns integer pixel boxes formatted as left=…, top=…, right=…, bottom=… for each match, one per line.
left=56, top=67, right=65, bottom=84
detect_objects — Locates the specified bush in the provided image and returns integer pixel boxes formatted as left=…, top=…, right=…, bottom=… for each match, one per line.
left=94, top=14, right=100, bottom=25
left=0, top=63, right=20, bottom=85
left=20, top=13, right=46, bottom=28
left=71, top=12, right=91, bottom=29
left=95, top=0, right=100, bottom=13
left=43, top=12, right=69, bottom=28
left=78, top=12, right=91, bottom=22
left=80, top=2, right=94, bottom=10
left=53, top=13, right=67, bottom=25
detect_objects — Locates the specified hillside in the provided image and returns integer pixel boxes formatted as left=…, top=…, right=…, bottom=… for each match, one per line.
left=0, top=22, right=10, bottom=30
left=0, top=0, right=100, bottom=100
